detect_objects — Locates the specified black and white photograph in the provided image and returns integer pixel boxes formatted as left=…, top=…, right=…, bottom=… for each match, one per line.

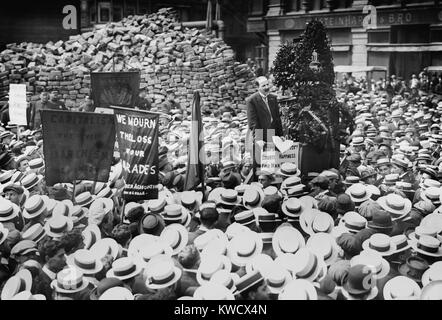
left=0, top=0, right=442, bottom=304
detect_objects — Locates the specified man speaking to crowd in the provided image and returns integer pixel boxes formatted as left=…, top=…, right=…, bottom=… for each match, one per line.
left=246, top=76, right=284, bottom=178
left=246, top=76, right=283, bottom=144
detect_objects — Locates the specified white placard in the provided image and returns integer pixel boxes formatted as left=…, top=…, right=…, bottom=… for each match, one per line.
left=8, top=84, right=28, bottom=126
left=260, top=141, right=300, bottom=173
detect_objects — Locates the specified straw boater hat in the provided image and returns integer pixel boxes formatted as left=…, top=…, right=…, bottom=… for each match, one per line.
left=410, top=235, right=442, bottom=258
left=66, top=249, right=104, bottom=276
left=51, top=201, right=73, bottom=218
left=234, top=210, right=256, bottom=227
left=82, top=224, right=101, bottom=249
left=159, top=223, right=189, bottom=255
left=21, top=223, right=46, bottom=243
left=408, top=225, right=442, bottom=243
left=44, top=215, right=74, bottom=238
left=201, top=237, right=229, bottom=258
left=299, top=208, right=326, bottom=235
left=1, top=269, right=32, bottom=300
left=161, top=204, right=191, bottom=227
left=193, top=229, right=227, bottom=252
left=28, top=158, right=44, bottom=172
left=106, top=257, right=142, bottom=281
left=280, top=175, right=302, bottom=191
left=227, top=230, right=263, bottom=267
left=281, top=198, right=306, bottom=218
left=278, top=279, right=318, bottom=300
left=210, top=270, right=240, bottom=292
left=338, top=211, right=367, bottom=234
left=242, top=187, right=265, bottom=210
left=289, top=248, right=327, bottom=283
left=95, top=186, right=117, bottom=199
left=306, top=233, right=340, bottom=266
left=383, top=276, right=421, bottom=300
left=345, top=183, right=372, bottom=204
left=90, top=238, right=122, bottom=261
left=362, top=233, right=397, bottom=256
left=194, top=282, right=235, bottom=300
left=127, top=234, right=159, bottom=259
left=272, top=223, right=305, bottom=256
left=277, top=163, right=301, bottom=177
left=351, top=250, right=390, bottom=280
left=20, top=173, right=43, bottom=190
left=421, top=261, right=442, bottom=286
left=233, top=269, right=265, bottom=296
left=75, top=191, right=95, bottom=207
left=207, top=187, right=226, bottom=203
left=0, top=198, right=20, bottom=222
left=135, top=240, right=173, bottom=266
left=51, top=267, right=90, bottom=294
left=377, top=194, right=411, bottom=221
left=99, top=287, right=134, bottom=300
left=144, top=256, right=182, bottom=290
left=180, top=190, right=203, bottom=209
left=0, top=223, right=9, bottom=246
left=421, top=280, right=442, bottom=300
left=10, top=290, right=46, bottom=300
left=196, top=254, right=232, bottom=285
left=305, top=212, right=335, bottom=236
left=390, top=234, right=411, bottom=254
left=216, top=189, right=241, bottom=207
left=265, top=262, right=293, bottom=297
left=245, top=253, right=274, bottom=276
left=145, top=198, right=167, bottom=214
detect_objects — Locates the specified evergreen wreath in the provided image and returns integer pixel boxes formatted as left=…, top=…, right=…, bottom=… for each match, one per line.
left=273, top=20, right=353, bottom=152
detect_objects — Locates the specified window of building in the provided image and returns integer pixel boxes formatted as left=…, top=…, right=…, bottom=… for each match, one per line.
left=113, top=5, right=123, bottom=21
left=332, top=51, right=351, bottom=65
left=98, top=1, right=111, bottom=23
left=90, top=0, right=97, bottom=23
left=286, top=0, right=301, bottom=12
left=336, top=0, right=353, bottom=8
left=327, top=28, right=351, bottom=45
left=430, top=28, right=442, bottom=43
left=250, top=0, right=265, bottom=15
left=390, top=24, right=430, bottom=43
left=254, top=44, right=268, bottom=73
left=126, top=6, right=136, bottom=16
left=368, top=30, right=390, bottom=43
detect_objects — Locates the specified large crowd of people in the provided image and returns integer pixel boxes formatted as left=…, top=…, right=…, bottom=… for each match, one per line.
left=0, top=71, right=442, bottom=301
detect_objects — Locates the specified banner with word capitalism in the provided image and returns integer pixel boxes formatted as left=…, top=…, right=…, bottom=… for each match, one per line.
left=41, top=110, right=116, bottom=186
left=112, top=106, right=159, bottom=201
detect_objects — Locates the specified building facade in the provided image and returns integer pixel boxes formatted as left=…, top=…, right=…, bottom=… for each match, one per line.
left=79, top=0, right=261, bottom=64
left=247, top=0, right=442, bottom=79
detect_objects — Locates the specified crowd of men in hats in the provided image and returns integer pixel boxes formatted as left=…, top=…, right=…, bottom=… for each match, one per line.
left=1, top=71, right=442, bottom=301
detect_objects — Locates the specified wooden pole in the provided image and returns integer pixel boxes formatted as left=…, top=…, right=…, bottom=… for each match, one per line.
left=120, top=199, right=126, bottom=225
left=72, top=179, right=77, bottom=203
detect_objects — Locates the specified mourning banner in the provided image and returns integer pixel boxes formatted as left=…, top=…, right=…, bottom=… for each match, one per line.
left=112, top=106, right=159, bottom=201
left=41, top=110, right=116, bottom=186
left=91, top=71, right=140, bottom=109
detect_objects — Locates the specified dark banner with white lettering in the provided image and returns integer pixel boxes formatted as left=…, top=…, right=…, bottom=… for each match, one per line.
left=41, top=110, right=116, bottom=186
left=112, top=106, right=159, bottom=201
left=91, top=71, right=140, bottom=109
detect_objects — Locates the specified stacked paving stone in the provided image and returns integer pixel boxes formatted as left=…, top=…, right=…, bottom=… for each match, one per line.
left=0, top=8, right=255, bottom=111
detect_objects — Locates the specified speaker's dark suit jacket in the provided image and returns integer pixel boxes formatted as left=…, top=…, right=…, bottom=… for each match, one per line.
left=246, top=92, right=283, bottom=143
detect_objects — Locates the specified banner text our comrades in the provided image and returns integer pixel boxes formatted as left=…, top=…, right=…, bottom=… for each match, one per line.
left=116, top=114, right=156, bottom=175
left=114, top=108, right=159, bottom=202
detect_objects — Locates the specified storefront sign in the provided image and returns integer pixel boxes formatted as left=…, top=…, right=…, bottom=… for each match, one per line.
left=265, top=7, right=440, bottom=30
